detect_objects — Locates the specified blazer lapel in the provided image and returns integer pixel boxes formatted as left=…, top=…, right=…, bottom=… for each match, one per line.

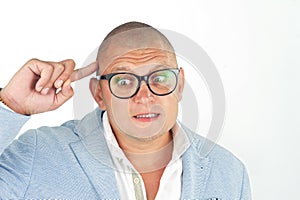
left=180, top=125, right=212, bottom=199
left=181, top=146, right=211, bottom=199
left=69, top=140, right=120, bottom=199
left=69, top=109, right=120, bottom=199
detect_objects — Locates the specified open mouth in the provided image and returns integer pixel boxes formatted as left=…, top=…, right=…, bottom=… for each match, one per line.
left=133, top=113, right=160, bottom=122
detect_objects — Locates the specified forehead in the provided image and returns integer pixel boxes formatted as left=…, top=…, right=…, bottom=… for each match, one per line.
left=97, top=27, right=177, bottom=74
left=100, top=48, right=177, bottom=74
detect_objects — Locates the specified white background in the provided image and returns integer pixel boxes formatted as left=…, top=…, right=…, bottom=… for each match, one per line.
left=0, top=0, right=299, bottom=199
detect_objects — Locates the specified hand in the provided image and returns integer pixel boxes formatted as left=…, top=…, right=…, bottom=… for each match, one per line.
left=0, top=58, right=98, bottom=115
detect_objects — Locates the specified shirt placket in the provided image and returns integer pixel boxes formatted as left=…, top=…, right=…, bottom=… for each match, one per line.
left=132, top=172, right=145, bottom=200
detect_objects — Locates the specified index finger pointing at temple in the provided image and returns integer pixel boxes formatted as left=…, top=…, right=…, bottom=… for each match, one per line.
left=70, top=61, right=98, bottom=82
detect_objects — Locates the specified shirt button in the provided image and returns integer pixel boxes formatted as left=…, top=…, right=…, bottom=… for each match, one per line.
left=133, top=177, right=140, bottom=184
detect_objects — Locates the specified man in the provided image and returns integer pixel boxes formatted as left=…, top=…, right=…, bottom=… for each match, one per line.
left=0, top=22, right=251, bottom=199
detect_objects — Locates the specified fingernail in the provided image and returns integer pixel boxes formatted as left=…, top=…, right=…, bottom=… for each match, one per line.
left=41, top=88, right=49, bottom=95
left=56, top=80, right=63, bottom=88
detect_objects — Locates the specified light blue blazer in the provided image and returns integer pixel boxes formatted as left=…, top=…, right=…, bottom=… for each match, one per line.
left=0, top=107, right=251, bottom=199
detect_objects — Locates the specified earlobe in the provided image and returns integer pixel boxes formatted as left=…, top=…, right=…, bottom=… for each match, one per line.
left=89, top=78, right=107, bottom=110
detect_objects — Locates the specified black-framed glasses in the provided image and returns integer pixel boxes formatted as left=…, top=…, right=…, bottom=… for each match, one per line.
left=96, top=68, right=180, bottom=99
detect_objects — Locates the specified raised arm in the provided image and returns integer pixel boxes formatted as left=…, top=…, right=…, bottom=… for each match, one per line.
left=0, top=58, right=98, bottom=151
left=0, top=59, right=97, bottom=115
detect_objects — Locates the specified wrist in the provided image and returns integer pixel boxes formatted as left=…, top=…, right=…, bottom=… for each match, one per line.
left=0, top=87, right=29, bottom=115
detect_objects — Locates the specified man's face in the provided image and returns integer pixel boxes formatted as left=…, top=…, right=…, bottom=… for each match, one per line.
left=97, top=47, right=184, bottom=142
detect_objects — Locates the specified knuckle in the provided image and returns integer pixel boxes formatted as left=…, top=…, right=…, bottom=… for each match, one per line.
left=26, top=58, right=40, bottom=68
left=63, top=60, right=76, bottom=72
left=68, top=59, right=76, bottom=67
left=28, top=58, right=39, bottom=63
left=56, top=63, right=65, bottom=71
left=47, top=64, right=54, bottom=72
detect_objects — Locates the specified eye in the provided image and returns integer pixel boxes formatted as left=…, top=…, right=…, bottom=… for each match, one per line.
left=151, top=70, right=173, bottom=84
left=152, top=75, right=166, bottom=83
left=112, top=74, right=137, bottom=88
left=116, top=78, right=132, bottom=86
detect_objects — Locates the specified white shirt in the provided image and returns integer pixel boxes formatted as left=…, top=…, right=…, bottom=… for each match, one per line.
left=102, top=112, right=190, bottom=200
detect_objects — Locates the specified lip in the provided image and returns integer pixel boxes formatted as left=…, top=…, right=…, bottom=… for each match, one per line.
left=132, top=112, right=160, bottom=122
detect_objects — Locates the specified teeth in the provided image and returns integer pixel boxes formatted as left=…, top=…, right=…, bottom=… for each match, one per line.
left=135, top=113, right=158, bottom=118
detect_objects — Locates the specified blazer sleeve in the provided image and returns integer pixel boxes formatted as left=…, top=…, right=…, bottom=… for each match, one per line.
left=0, top=129, right=37, bottom=198
left=0, top=105, right=30, bottom=154
left=240, top=164, right=252, bottom=200
left=0, top=105, right=34, bottom=198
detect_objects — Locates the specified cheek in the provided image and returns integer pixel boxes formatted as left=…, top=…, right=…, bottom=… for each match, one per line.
left=111, top=100, right=129, bottom=119
left=168, top=102, right=178, bottom=121
left=160, top=95, right=179, bottom=124
left=105, top=95, right=128, bottom=115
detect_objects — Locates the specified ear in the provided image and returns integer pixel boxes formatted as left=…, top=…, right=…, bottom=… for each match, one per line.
left=89, top=78, right=107, bottom=110
left=177, top=67, right=185, bottom=101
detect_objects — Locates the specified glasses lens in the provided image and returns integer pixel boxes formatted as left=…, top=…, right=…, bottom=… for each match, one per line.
left=149, top=69, right=177, bottom=95
left=110, top=74, right=138, bottom=98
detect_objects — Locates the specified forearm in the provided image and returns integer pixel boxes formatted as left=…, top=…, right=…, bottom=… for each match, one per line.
left=0, top=105, right=30, bottom=154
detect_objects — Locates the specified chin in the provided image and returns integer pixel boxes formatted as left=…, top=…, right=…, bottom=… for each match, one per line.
left=123, top=130, right=168, bottom=142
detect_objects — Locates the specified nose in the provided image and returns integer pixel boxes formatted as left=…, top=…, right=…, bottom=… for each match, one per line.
left=132, top=81, right=154, bottom=103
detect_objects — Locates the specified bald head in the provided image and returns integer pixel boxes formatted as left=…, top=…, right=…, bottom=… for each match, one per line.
left=97, top=22, right=177, bottom=74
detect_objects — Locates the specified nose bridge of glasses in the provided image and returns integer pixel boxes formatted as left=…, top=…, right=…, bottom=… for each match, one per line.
left=139, top=74, right=149, bottom=83
left=135, top=74, right=150, bottom=90
left=135, top=75, right=152, bottom=95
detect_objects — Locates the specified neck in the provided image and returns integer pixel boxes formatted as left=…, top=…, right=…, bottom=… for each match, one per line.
left=114, top=129, right=173, bottom=173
